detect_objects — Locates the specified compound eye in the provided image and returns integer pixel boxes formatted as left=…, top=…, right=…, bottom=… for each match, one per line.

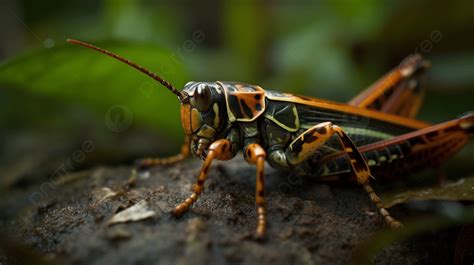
left=194, top=84, right=212, bottom=112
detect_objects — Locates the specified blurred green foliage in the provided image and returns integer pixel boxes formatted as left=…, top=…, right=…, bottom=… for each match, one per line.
left=0, top=41, right=188, bottom=135
left=0, top=0, right=473, bottom=146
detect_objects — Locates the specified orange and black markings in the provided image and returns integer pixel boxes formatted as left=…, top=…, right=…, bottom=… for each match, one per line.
left=331, top=126, right=370, bottom=184
left=219, top=82, right=266, bottom=122
left=286, top=122, right=402, bottom=227
left=227, top=93, right=264, bottom=120
left=313, top=113, right=474, bottom=183
left=286, top=122, right=334, bottom=165
left=330, top=125, right=402, bottom=228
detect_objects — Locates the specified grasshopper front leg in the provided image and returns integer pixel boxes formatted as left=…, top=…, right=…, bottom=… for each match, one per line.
left=286, top=122, right=402, bottom=228
left=172, top=139, right=233, bottom=216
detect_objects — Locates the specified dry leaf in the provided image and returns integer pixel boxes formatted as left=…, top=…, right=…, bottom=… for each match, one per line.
left=108, top=200, right=156, bottom=225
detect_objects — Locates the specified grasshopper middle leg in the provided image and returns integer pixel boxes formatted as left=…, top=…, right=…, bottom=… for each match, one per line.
left=243, top=143, right=267, bottom=238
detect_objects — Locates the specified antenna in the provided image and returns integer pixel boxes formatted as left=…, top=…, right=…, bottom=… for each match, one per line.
left=67, top=39, right=183, bottom=101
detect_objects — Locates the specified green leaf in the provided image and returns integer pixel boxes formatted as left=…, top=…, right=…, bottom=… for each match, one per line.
left=0, top=40, right=189, bottom=136
left=382, top=176, right=474, bottom=208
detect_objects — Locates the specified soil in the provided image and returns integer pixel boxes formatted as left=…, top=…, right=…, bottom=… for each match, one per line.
left=0, top=157, right=466, bottom=265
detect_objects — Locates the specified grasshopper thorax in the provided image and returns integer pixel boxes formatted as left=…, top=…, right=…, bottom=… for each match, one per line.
left=180, top=82, right=227, bottom=158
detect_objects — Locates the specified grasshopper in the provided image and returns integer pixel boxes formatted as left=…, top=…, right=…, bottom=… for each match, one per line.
left=68, top=39, right=473, bottom=238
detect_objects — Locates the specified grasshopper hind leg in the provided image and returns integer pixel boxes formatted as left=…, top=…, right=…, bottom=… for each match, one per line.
left=330, top=126, right=403, bottom=228
left=363, top=182, right=402, bottom=228
left=349, top=54, right=429, bottom=119
left=284, top=122, right=403, bottom=229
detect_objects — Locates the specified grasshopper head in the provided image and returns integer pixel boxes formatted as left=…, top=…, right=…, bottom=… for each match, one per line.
left=180, top=82, right=227, bottom=158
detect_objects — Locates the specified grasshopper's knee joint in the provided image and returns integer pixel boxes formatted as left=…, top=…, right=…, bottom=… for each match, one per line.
left=244, top=143, right=266, bottom=164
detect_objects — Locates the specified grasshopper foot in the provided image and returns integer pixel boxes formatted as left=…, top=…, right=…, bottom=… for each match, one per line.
left=255, top=206, right=267, bottom=239
left=172, top=193, right=198, bottom=217
left=389, top=220, right=404, bottom=229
